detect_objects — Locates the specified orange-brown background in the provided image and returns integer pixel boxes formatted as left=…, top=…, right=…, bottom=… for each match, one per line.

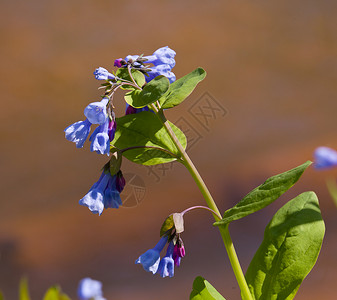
left=1, top=1, right=337, bottom=299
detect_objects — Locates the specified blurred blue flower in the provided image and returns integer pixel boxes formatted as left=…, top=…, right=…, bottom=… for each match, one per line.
left=79, top=171, right=125, bottom=215
left=135, top=235, right=168, bottom=274
left=84, top=97, right=109, bottom=125
left=89, top=119, right=110, bottom=155
left=314, top=146, right=337, bottom=169
left=78, top=277, right=106, bottom=300
left=93, top=67, right=115, bottom=81
left=157, top=241, right=175, bottom=278
left=64, top=119, right=92, bottom=148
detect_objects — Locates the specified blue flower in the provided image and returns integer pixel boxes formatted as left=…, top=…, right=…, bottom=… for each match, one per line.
left=157, top=241, right=175, bottom=278
left=93, top=67, right=115, bottom=81
left=79, top=171, right=125, bottom=215
left=84, top=97, right=109, bottom=125
left=78, top=277, right=106, bottom=300
left=135, top=236, right=168, bottom=274
left=64, top=118, right=92, bottom=148
left=314, top=147, right=337, bottom=169
left=144, top=46, right=176, bottom=69
left=145, top=64, right=176, bottom=83
left=89, top=119, right=110, bottom=155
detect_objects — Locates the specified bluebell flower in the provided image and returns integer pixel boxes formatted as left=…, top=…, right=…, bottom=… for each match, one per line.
left=84, top=97, right=109, bottom=125
left=93, top=67, right=115, bottom=81
left=135, top=235, right=168, bottom=274
left=78, top=277, right=106, bottom=300
left=314, top=147, right=337, bottom=169
left=144, top=46, right=176, bottom=69
left=157, top=241, right=175, bottom=278
left=145, top=64, right=176, bottom=83
left=64, top=118, right=92, bottom=148
left=89, top=119, right=110, bottom=155
left=79, top=171, right=125, bottom=215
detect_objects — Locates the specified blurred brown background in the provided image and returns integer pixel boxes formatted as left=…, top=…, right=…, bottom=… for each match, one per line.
left=1, top=0, right=337, bottom=299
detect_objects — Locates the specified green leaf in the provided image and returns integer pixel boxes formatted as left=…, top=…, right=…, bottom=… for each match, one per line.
left=214, top=161, right=312, bottom=227
left=245, top=191, right=325, bottom=300
left=190, top=276, right=226, bottom=300
left=160, top=215, right=174, bottom=236
left=125, top=75, right=170, bottom=108
left=43, top=286, right=71, bottom=300
left=160, top=67, right=206, bottom=109
left=111, top=111, right=187, bottom=165
left=19, top=278, right=30, bottom=300
left=115, top=68, right=146, bottom=89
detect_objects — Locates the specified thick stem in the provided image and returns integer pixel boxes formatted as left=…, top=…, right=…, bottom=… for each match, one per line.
left=152, top=105, right=253, bottom=300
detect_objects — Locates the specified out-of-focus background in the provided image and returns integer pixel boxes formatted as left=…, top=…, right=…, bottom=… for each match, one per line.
left=1, top=0, right=337, bottom=299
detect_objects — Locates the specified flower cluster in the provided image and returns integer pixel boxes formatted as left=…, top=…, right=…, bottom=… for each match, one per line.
left=78, top=278, right=106, bottom=300
left=135, top=218, right=186, bottom=278
left=64, top=97, right=116, bottom=155
left=79, top=169, right=125, bottom=216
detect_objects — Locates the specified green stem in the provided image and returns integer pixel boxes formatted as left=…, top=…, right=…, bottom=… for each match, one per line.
left=152, top=105, right=253, bottom=300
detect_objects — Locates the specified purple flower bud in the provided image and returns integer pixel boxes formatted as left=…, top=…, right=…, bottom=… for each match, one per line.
left=172, top=243, right=185, bottom=267
left=78, top=277, right=106, bottom=300
left=93, top=67, right=115, bottom=81
left=84, top=97, right=109, bottom=125
left=314, top=147, right=337, bottom=169
left=157, top=241, right=175, bottom=278
left=108, top=119, right=116, bottom=141
left=64, top=119, right=92, bottom=148
left=114, top=58, right=123, bottom=68
left=116, top=171, right=126, bottom=193
left=135, top=236, right=168, bottom=274
left=125, top=104, right=149, bottom=115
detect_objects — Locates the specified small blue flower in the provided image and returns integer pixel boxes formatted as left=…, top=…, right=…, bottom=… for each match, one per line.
left=144, top=46, right=176, bottom=69
left=78, top=277, right=106, bottom=300
left=80, top=171, right=125, bottom=215
left=314, top=147, right=337, bottom=169
left=84, top=97, right=109, bottom=125
left=89, top=119, right=110, bottom=155
left=64, top=118, right=92, bottom=148
left=145, top=64, right=176, bottom=83
left=157, top=241, right=175, bottom=278
left=93, top=67, right=115, bottom=81
left=135, top=236, right=168, bottom=274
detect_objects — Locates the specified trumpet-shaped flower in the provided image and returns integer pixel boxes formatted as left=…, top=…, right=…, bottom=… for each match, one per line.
left=157, top=241, right=175, bottom=278
left=314, top=146, right=337, bottom=169
left=93, top=67, right=115, bottom=81
left=79, top=171, right=125, bottom=215
left=145, top=64, right=176, bottom=83
left=78, top=277, right=106, bottom=300
left=84, top=97, right=109, bottom=125
left=135, top=236, right=168, bottom=274
left=64, top=118, right=92, bottom=148
left=144, top=46, right=176, bottom=69
left=89, top=119, right=110, bottom=155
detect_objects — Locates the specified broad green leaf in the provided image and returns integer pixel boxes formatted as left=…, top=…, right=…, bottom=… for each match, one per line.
left=245, top=191, right=325, bottom=300
left=19, top=278, right=30, bottom=300
left=214, top=161, right=311, bottom=227
left=160, top=67, right=206, bottom=109
left=111, top=111, right=187, bottom=165
left=125, top=75, right=170, bottom=108
left=190, top=276, right=226, bottom=300
left=115, top=68, right=146, bottom=89
left=43, top=286, right=71, bottom=300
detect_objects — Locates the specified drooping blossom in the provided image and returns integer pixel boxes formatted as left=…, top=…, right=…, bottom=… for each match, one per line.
left=77, top=277, right=106, bottom=300
left=314, top=146, right=337, bottom=169
left=93, top=67, right=115, bottom=81
left=64, top=119, right=92, bottom=148
left=157, top=241, right=175, bottom=278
